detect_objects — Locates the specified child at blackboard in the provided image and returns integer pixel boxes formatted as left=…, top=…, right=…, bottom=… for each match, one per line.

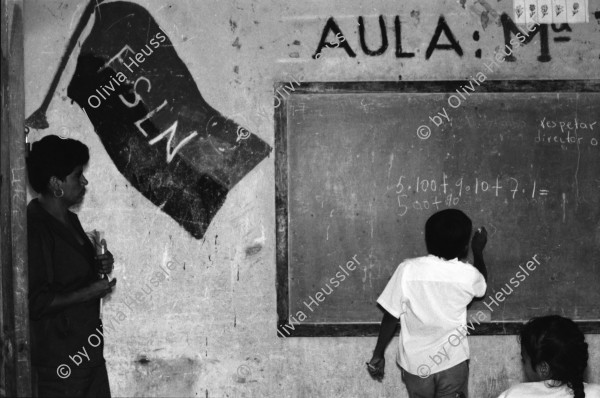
left=367, top=209, right=488, bottom=398
left=497, top=315, right=600, bottom=398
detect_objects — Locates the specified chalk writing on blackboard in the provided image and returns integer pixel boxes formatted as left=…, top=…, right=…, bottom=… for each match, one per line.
left=535, top=117, right=599, bottom=147
left=392, top=174, right=550, bottom=217
left=539, top=117, right=597, bottom=131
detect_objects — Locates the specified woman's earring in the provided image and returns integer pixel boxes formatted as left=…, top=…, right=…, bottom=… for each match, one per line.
left=54, top=188, right=64, bottom=198
left=538, top=362, right=551, bottom=378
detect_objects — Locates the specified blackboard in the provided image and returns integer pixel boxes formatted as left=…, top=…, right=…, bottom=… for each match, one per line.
left=276, top=80, right=600, bottom=337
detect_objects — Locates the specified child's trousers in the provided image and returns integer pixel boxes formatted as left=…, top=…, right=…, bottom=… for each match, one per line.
left=401, top=360, right=469, bottom=398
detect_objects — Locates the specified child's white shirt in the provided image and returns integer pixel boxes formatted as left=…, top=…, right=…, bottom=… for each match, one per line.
left=498, top=381, right=600, bottom=397
left=377, top=255, right=486, bottom=376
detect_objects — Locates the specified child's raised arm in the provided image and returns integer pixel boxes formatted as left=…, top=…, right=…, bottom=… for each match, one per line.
left=472, top=227, right=488, bottom=281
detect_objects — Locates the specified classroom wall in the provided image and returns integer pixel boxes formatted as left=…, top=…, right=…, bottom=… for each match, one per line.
left=23, top=0, right=600, bottom=397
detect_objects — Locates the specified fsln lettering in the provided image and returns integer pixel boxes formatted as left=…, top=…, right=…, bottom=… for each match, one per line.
left=100, top=45, right=135, bottom=72
left=119, top=76, right=152, bottom=108
left=148, top=121, right=199, bottom=163
left=135, top=100, right=168, bottom=137
left=132, top=95, right=198, bottom=163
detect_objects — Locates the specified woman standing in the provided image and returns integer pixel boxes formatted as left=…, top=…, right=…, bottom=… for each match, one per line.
left=26, top=135, right=116, bottom=397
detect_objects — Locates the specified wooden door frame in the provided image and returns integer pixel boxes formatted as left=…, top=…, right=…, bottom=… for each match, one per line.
left=1, top=0, right=32, bottom=396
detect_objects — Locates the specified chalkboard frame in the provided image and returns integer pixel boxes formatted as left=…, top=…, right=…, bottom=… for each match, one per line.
left=275, top=79, right=600, bottom=337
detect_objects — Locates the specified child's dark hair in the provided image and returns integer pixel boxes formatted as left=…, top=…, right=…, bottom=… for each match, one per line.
left=520, top=315, right=589, bottom=398
left=425, top=209, right=472, bottom=260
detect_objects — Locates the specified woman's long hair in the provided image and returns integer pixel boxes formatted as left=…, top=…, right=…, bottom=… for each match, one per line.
left=520, top=315, right=588, bottom=398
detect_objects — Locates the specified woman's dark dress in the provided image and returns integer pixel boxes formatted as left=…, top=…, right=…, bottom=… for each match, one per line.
left=27, top=199, right=110, bottom=397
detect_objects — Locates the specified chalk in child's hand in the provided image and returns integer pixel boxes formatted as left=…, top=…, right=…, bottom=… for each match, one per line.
left=366, top=362, right=379, bottom=371
left=477, top=228, right=481, bottom=233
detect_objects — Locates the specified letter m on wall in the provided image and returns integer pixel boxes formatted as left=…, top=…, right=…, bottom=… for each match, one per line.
left=500, top=13, right=550, bottom=62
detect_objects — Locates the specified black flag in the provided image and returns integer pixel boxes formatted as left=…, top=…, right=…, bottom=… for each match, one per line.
left=67, top=1, right=271, bottom=239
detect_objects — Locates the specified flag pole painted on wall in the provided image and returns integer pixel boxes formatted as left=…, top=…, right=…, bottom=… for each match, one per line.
left=25, top=0, right=105, bottom=130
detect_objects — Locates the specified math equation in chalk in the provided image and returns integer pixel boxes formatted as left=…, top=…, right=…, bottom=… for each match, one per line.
left=391, top=174, right=550, bottom=217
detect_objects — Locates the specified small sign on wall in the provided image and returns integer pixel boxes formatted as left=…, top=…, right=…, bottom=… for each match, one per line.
left=513, top=0, right=589, bottom=23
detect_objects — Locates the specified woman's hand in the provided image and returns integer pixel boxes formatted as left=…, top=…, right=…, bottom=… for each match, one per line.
left=95, top=250, right=114, bottom=275
left=86, top=278, right=117, bottom=300
left=43, top=277, right=117, bottom=313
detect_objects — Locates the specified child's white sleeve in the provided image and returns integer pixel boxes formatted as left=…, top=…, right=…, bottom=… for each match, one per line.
left=472, top=270, right=487, bottom=298
left=376, top=263, right=406, bottom=318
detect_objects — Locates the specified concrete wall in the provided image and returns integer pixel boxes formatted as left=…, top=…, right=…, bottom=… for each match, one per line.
left=23, top=0, right=600, bottom=396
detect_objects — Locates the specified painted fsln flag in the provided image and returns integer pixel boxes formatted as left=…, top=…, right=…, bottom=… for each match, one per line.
left=67, top=1, right=271, bottom=239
